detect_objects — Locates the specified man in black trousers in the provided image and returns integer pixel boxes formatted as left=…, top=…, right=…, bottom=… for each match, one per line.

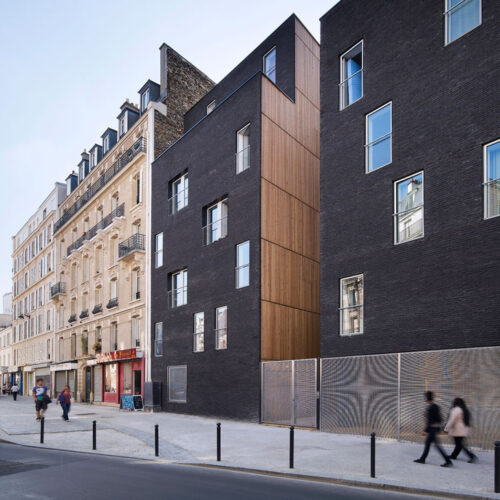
left=414, top=391, right=452, bottom=467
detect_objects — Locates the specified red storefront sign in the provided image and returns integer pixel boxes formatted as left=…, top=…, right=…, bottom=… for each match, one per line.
left=97, top=348, right=137, bottom=364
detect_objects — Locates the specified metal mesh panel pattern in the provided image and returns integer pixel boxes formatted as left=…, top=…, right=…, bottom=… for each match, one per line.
left=320, top=354, right=399, bottom=438
left=262, top=361, right=292, bottom=425
left=294, top=359, right=317, bottom=427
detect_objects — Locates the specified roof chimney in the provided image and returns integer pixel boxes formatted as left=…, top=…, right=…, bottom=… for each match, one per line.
left=160, top=43, right=168, bottom=101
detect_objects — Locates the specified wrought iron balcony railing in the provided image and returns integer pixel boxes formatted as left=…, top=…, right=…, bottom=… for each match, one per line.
left=68, top=313, right=77, bottom=324
left=118, top=233, right=145, bottom=260
left=79, top=309, right=89, bottom=319
left=54, top=137, right=145, bottom=233
left=92, top=304, right=102, bottom=315
left=106, top=297, right=118, bottom=310
left=50, top=282, right=66, bottom=299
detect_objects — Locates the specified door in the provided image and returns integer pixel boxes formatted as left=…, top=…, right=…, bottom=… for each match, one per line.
left=133, top=370, right=141, bottom=395
left=93, top=365, right=102, bottom=402
left=85, top=367, right=91, bottom=402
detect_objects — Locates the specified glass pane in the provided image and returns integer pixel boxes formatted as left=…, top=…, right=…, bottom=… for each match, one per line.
left=397, top=207, right=424, bottom=243
left=341, top=276, right=363, bottom=308
left=237, top=242, right=249, bottom=266
left=216, top=306, right=227, bottom=329
left=367, top=136, right=391, bottom=171
left=487, top=142, right=500, bottom=181
left=368, top=104, right=391, bottom=143
left=105, top=364, right=117, bottom=393
left=486, top=179, right=500, bottom=218
left=194, top=332, right=204, bottom=352
left=168, top=366, right=186, bottom=402
left=237, top=266, right=250, bottom=288
left=448, top=0, right=480, bottom=43
left=341, top=306, right=363, bottom=335
left=194, top=312, right=204, bottom=333
left=122, top=363, right=132, bottom=393
left=397, top=173, right=423, bottom=213
left=265, top=49, right=276, bottom=82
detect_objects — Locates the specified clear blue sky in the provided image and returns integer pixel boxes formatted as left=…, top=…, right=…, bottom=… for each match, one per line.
left=0, top=0, right=337, bottom=298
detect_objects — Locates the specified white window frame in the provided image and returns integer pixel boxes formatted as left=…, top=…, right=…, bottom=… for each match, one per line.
left=215, top=305, right=227, bottom=350
left=365, top=102, right=392, bottom=173
left=205, top=199, right=228, bottom=245
left=155, top=232, right=163, bottom=268
left=171, top=173, right=188, bottom=214
left=484, top=138, right=500, bottom=220
left=141, top=88, right=150, bottom=112
left=193, top=312, right=204, bottom=353
left=339, top=40, right=363, bottom=110
left=171, top=269, right=187, bottom=308
left=168, top=365, right=187, bottom=403
left=263, top=46, right=277, bottom=83
left=444, top=0, right=482, bottom=46
left=154, top=322, right=163, bottom=357
left=393, top=171, right=425, bottom=245
left=236, top=123, right=251, bottom=174
left=235, top=241, right=250, bottom=289
left=206, top=100, right=216, bottom=114
left=132, top=316, right=140, bottom=348
left=339, top=274, right=364, bottom=336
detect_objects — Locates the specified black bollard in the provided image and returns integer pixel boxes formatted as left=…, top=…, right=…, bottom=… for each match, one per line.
left=370, top=432, right=376, bottom=478
left=92, top=420, right=96, bottom=450
left=155, top=424, right=159, bottom=457
left=495, top=441, right=500, bottom=493
left=217, top=423, right=221, bottom=462
left=40, top=417, right=44, bottom=444
left=289, top=426, right=295, bottom=469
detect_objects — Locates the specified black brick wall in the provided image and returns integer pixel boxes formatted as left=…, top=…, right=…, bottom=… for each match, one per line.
left=320, top=0, right=500, bottom=358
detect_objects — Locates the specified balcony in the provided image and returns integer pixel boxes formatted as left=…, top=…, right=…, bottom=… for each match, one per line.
left=50, top=282, right=66, bottom=300
left=92, top=304, right=103, bottom=315
left=79, top=309, right=89, bottom=319
left=106, top=298, right=118, bottom=310
left=67, top=203, right=124, bottom=257
left=68, top=314, right=77, bottom=324
left=54, top=137, right=146, bottom=234
left=118, top=233, right=145, bottom=261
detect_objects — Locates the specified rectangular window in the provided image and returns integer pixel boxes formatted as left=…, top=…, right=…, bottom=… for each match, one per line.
left=135, top=174, right=141, bottom=204
left=236, top=241, right=250, bottom=288
left=155, top=232, right=163, bottom=268
left=122, top=363, right=132, bottom=393
left=203, top=200, right=228, bottom=245
left=484, top=139, right=500, bottom=219
left=170, top=174, right=188, bottom=214
left=154, top=322, right=163, bottom=357
left=168, top=365, right=187, bottom=403
left=193, top=312, right=204, bottom=353
left=366, top=102, right=392, bottom=172
left=263, top=47, right=276, bottom=83
left=215, top=306, right=227, bottom=350
left=105, top=363, right=117, bottom=393
left=111, top=322, right=118, bottom=351
left=132, top=317, right=140, bottom=348
left=340, top=40, right=363, bottom=109
left=141, top=89, right=150, bottom=112
left=170, top=269, right=187, bottom=308
left=206, top=100, right=216, bottom=114
left=445, top=0, right=481, bottom=45
left=394, top=172, right=424, bottom=244
left=340, top=275, right=364, bottom=336
left=236, top=124, right=250, bottom=173
left=131, top=269, right=140, bottom=300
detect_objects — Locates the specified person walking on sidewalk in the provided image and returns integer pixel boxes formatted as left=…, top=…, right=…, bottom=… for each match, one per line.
left=445, top=398, right=477, bottom=463
left=11, top=383, right=19, bottom=401
left=414, top=391, right=452, bottom=467
left=57, top=385, right=72, bottom=422
left=32, top=378, right=50, bottom=420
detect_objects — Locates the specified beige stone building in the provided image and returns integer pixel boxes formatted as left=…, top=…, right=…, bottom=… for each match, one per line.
left=10, top=184, right=66, bottom=394
left=50, top=45, right=212, bottom=404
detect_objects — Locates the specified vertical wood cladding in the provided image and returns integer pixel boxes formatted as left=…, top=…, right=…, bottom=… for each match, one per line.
left=260, top=20, right=320, bottom=361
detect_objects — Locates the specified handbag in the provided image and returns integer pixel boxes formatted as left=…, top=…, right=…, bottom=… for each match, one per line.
left=42, top=394, right=52, bottom=404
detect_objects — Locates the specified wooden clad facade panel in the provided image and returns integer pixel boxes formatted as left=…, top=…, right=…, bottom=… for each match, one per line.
left=295, top=34, right=320, bottom=108
left=295, top=18, right=320, bottom=59
left=261, top=115, right=320, bottom=210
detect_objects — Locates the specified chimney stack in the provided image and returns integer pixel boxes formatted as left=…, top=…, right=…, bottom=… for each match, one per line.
left=159, top=43, right=168, bottom=100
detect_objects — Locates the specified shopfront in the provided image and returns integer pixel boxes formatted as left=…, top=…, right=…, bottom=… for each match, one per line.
left=23, top=366, right=34, bottom=395
left=50, top=362, right=78, bottom=398
left=95, top=349, right=143, bottom=406
left=32, top=363, right=52, bottom=394
left=7, top=366, right=19, bottom=391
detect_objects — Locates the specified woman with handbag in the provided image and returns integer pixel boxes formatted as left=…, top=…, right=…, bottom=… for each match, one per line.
left=444, top=398, right=477, bottom=463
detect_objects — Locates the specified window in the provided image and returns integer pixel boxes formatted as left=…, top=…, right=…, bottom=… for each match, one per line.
left=445, top=0, right=481, bottom=44
left=154, top=322, right=163, bottom=357
left=105, top=363, right=117, bottom=393
left=366, top=102, right=392, bottom=172
left=141, top=89, right=150, bottom=112
left=94, top=286, right=102, bottom=307
left=340, top=275, right=364, bottom=336
left=111, top=236, right=119, bottom=265
left=111, top=322, right=118, bottom=351
left=71, top=333, right=76, bottom=358
left=263, top=47, right=276, bottom=83
left=135, top=174, right=142, bottom=204
left=236, top=241, right=250, bottom=288
left=111, top=193, right=119, bottom=211
left=95, top=246, right=102, bottom=274
left=155, top=233, right=163, bottom=268
left=168, top=365, right=187, bottom=403
left=103, top=135, right=110, bottom=154
left=206, top=100, right=216, bottom=114
left=203, top=199, right=228, bottom=245
left=394, top=172, right=424, bottom=244
left=132, top=317, right=140, bottom=347
left=82, top=255, right=89, bottom=282
left=170, top=269, right=187, bottom=307
left=170, top=174, right=188, bottom=214
left=119, top=116, right=126, bottom=136
left=96, top=325, right=102, bottom=346
left=340, top=41, right=363, bottom=109
left=484, top=139, right=500, bottom=219
left=110, top=278, right=117, bottom=301
left=215, top=306, right=227, bottom=350
left=236, top=124, right=250, bottom=173
left=131, top=268, right=140, bottom=300
left=193, top=312, right=204, bottom=353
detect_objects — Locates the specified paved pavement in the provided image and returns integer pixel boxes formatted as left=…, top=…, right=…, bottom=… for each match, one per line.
left=1, top=395, right=498, bottom=499
left=0, top=442, right=443, bottom=500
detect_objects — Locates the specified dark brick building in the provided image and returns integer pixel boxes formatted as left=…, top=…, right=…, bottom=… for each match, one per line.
left=151, top=15, right=320, bottom=420
left=320, top=0, right=500, bottom=358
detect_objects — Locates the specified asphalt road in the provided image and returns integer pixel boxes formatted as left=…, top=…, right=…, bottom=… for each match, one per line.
left=0, top=442, right=440, bottom=500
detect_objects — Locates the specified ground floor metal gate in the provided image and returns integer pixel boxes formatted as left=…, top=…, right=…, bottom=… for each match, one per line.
left=261, top=359, right=317, bottom=428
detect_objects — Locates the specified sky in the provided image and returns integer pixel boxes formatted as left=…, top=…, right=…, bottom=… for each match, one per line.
left=0, top=0, right=337, bottom=300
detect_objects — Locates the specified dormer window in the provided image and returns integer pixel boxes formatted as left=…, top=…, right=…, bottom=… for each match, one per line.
left=79, top=164, right=84, bottom=182
left=141, top=89, right=150, bottom=112
left=103, top=135, right=110, bottom=154
left=119, top=116, right=126, bottom=137
left=91, top=149, right=98, bottom=168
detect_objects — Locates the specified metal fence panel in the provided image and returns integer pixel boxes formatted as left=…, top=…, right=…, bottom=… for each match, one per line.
left=320, top=353, right=399, bottom=438
left=294, top=359, right=317, bottom=427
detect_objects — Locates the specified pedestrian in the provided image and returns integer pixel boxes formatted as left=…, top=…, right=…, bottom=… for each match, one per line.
left=11, top=383, right=19, bottom=401
left=32, top=378, right=50, bottom=420
left=2, top=383, right=6, bottom=395
left=57, top=385, right=72, bottom=422
left=444, top=397, right=477, bottom=463
left=414, top=391, right=453, bottom=467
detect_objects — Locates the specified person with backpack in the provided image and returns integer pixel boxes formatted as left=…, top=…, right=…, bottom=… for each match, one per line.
left=57, top=385, right=72, bottom=422
left=414, top=391, right=453, bottom=467
left=32, top=378, right=50, bottom=420
left=445, top=397, right=477, bottom=463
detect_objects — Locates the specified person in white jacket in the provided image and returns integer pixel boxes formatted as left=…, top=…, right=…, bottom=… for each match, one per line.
left=444, top=398, right=477, bottom=463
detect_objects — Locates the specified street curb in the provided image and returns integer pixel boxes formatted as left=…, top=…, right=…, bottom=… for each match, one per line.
left=1, top=436, right=496, bottom=499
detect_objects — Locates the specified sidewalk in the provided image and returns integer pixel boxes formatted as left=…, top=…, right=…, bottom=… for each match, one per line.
left=1, top=396, right=498, bottom=499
